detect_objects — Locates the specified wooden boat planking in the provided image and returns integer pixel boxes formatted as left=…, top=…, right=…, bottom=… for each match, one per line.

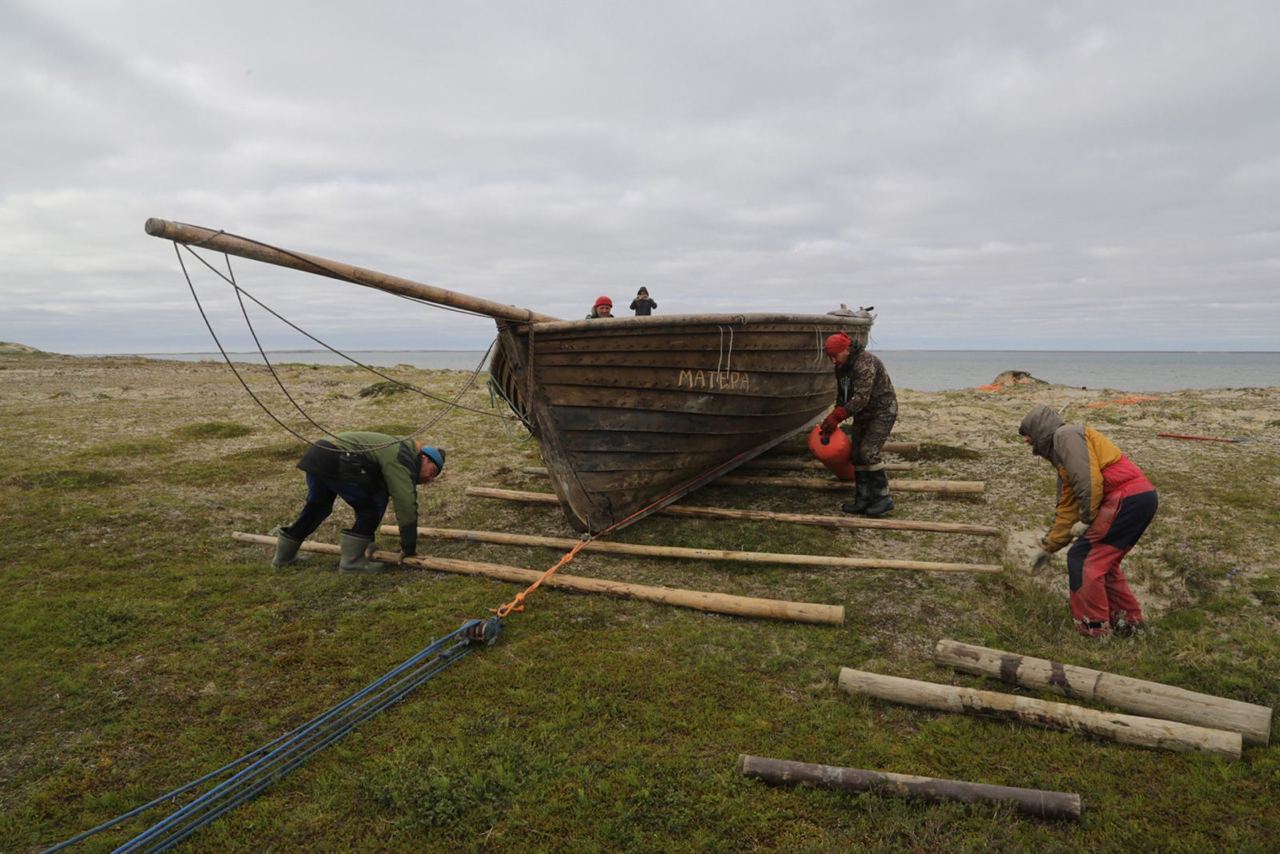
left=491, top=313, right=869, bottom=531
left=145, top=217, right=871, bottom=533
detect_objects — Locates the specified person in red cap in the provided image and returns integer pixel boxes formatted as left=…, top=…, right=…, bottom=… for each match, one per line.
left=819, top=331, right=898, bottom=516
left=586, top=296, right=613, bottom=318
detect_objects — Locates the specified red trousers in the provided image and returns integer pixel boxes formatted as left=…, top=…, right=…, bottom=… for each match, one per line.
left=1065, top=459, right=1157, bottom=636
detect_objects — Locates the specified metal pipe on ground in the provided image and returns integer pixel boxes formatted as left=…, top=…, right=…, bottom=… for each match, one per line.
left=737, top=754, right=1082, bottom=821
left=380, top=525, right=1002, bottom=574
left=233, top=532, right=844, bottom=625
left=466, top=487, right=1002, bottom=538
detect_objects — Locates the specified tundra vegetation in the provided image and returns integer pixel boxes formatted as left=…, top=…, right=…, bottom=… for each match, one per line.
left=2, top=352, right=1277, bottom=851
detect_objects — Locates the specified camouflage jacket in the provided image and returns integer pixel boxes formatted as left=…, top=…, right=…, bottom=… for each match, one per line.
left=834, top=350, right=896, bottom=417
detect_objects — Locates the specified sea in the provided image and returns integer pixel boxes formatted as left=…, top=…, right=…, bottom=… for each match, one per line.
left=132, top=349, right=1279, bottom=393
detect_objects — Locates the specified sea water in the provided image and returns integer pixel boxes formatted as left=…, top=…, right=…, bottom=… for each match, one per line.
left=135, top=349, right=1279, bottom=392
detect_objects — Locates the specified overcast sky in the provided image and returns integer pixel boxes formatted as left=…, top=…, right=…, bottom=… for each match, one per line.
left=3, top=1, right=1278, bottom=353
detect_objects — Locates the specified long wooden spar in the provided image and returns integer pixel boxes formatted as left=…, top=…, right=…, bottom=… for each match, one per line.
left=143, top=217, right=558, bottom=323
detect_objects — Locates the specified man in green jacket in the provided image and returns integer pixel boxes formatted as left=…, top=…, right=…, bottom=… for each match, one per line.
left=272, top=432, right=445, bottom=571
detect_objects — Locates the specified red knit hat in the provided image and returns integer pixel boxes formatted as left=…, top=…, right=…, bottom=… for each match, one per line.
left=823, top=331, right=852, bottom=358
left=594, top=295, right=613, bottom=308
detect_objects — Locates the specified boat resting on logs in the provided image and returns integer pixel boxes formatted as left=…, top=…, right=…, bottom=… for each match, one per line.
left=145, top=218, right=872, bottom=532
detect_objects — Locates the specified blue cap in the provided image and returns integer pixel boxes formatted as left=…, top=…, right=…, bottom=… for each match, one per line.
left=420, top=446, right=445, bottom=472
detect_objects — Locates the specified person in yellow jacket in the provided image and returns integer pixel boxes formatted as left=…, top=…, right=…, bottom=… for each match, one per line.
left=1019, top=405, right=1157, bottom=637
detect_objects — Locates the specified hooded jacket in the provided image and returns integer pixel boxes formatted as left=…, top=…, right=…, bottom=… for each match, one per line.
left=1019, top=405, right=1144, bottom=552
left=297, top=431, right=424, bottom=553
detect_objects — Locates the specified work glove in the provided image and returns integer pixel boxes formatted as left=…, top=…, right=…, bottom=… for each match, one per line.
left=1031, top=548, right=1052, bottom=571
left=399, top=524, right=418, bottom=558
left=820, top=406, right=850, bottom=436
left=1070, top=521, right=1089, bottom=539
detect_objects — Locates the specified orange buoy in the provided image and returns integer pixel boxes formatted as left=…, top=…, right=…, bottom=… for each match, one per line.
left=808, top=425, right=857, bottom=481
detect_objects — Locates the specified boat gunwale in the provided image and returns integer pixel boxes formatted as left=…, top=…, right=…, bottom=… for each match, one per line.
left=523, top=312, right=873, bottom=335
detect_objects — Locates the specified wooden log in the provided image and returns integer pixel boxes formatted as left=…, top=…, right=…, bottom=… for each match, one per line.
left=382, top=525, right=1002, bottom=574
left=933, top=639, right=1273, bottom=747
left=233, top=532, right=843, bottom=625
left=737, top=460, right=915, bottom=473
left=714, top=475, right=984, bottom=495
left=144, top=218, right=555, bottom=323
left=736, top=754, right=1082, bottom=821
left=837, top=668, right=1242, bottom=759
left=766, top=440, right=921, bottom=456
left=465, top=487, right=1003, bottom=537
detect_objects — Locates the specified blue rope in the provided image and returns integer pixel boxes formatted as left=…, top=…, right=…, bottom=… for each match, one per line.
left=45, top=617, right=501, bottom=853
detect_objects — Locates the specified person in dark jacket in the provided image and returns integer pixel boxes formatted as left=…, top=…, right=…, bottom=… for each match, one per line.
left=818, top=331, right=898, bottom=516
left=630, top=287, right=657, bottom=316
left=1020, top=404, right=1155, bottom=637
left=271, top=431, right=444, bottom=572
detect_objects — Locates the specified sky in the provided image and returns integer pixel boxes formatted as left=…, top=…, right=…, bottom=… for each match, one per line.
left=2, top=1, right=1278, bottom=353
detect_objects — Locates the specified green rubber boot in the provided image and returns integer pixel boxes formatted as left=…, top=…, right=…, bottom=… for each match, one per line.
left=339, top=530, right=386, bottom=573
left=269, top=526, right=307, bottom=567
left=840, top=468, right=872, bottom=515
left=861, top=468, right=895, bottom=518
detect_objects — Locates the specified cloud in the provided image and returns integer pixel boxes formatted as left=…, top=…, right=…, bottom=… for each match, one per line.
left=1, top=1, right=1278, bottom=354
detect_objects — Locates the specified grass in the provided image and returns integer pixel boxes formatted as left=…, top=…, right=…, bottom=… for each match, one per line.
left=1, top=354, right=1277, bottom=852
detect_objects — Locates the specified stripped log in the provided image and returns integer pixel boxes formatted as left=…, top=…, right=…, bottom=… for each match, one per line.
left=466, top=487, right=1002, bottom=537
left=520, top=467, right=981, bottom=495
left=767, top=440, right=921, bottom=456
left=933, top=639, right=1273, bottom=747
left=381, top=525, right=1002, bottom=574
left=738, top=460, right=915, bottom=473
left=838, top=668, right=1242, bottom=759
left=737, top=754, right=1082, bottom=821
left=715, top=475, right=984, bottom=495
left=233, top=532, right=843, bottom=625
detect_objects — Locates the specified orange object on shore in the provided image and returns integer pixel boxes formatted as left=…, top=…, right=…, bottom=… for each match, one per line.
left=808, top=425, right=857, bottom=481
left=1087, top=395, right=1160, bottom=409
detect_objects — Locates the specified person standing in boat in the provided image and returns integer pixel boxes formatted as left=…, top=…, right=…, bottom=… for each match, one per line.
left=1020, top=404, right=1155, bottom=637
left=630, top=287, right=657, bottom=316
left=818, top=331, right=898, bottom=517
left=270, top=432, right=445, bottom=572
left=586, top=296, right=613, bottom=318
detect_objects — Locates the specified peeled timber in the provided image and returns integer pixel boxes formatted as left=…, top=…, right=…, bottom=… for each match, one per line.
left=933, top=639, right=1272, bottom=747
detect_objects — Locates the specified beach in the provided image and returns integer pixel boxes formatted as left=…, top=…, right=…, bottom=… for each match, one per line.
left=4, top=351, right=1277, bottom=850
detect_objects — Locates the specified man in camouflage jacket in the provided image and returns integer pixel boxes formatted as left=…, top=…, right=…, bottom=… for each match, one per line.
left=819, top=331, right=899, bottom=516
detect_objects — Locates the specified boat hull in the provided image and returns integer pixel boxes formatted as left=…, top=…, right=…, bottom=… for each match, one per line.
left=491, top=313, right=872, bottom=532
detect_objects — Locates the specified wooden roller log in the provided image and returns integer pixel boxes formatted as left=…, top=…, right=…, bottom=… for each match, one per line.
left=933, top=639, right=1273, bottom=747
left=465, top=487, right=1002, bottom=537
left=714, top=475, right=984, bottom=495
left=838, top=668, right=1241, bottom=759
left=735, top=459, right=915, bottom=473
left=233, top=532, right=843, bottom=625
left=736, top=754, right=1082, bottom=821
left=381, top=525, right=1002, bottom=574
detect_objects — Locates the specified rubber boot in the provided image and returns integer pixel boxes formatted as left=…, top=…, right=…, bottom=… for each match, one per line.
left=861, top=468, right=895, bottom=518
left=840, top=469, right=871, bottom=515
left=339, top=530, right=386, bottom=573
left=269, top=526, right=307, bottom=567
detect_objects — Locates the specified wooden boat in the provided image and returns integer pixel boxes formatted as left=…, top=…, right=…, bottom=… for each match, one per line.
left=145, top=218, right=871, bottom=532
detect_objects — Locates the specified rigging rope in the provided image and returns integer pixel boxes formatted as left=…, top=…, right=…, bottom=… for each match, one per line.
left=175, top=243, right=503, bottom=454
left=45, top=619, right=501, bottom=852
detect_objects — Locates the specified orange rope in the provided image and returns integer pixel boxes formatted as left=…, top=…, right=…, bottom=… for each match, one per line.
left=491, top=443, right=770, bottom=619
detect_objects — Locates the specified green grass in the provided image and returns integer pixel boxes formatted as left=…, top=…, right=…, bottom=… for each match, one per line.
left=2, top=356, right=1277, bottom=852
